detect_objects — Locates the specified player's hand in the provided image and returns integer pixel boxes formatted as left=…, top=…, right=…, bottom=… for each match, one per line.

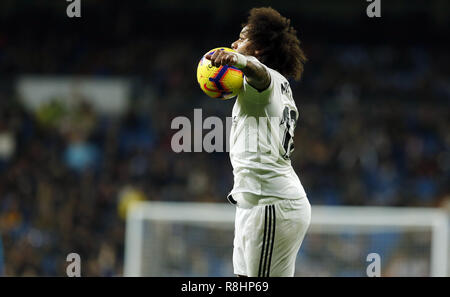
left=205, top=50, right=237, bottom=67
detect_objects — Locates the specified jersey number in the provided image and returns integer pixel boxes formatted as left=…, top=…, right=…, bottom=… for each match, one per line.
left=280, top=106, right=297, bottom=159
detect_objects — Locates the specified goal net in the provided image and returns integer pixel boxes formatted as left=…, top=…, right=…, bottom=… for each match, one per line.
left=124, top=201, right=449, bottom=277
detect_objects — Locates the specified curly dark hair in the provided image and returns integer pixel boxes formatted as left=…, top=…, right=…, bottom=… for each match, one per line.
left=244, top=7, right=307, bottom=81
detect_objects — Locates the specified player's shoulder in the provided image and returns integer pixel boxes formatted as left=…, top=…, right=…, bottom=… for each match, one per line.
left=248, top=56, right=287, bottom=86
left=264, top=66, right=297, bottom=108
left=263, top=64, right=291, bottom=91
left=239, top=57, right=292, bottom=106
left=265, top=66, right=294, bottom=99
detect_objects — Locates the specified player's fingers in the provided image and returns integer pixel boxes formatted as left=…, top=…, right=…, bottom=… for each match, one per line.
left=220, top=52, right=229, bottom=64
left=218, top=53, right=230, bottom=66
left=230, top=54, right=238, bottom=65
left=230, top=55, right=237, bottom=65
left=222, top=54, right=232, bottom=65
left=210, top=58, right=217, bottom=67
left=206, top=54, right=219, bottom=67
left=212, top=52, right=221, bottom=66
left=220, top=54, right=229, bottom=66
left=211, top=51, right=221, bottom=67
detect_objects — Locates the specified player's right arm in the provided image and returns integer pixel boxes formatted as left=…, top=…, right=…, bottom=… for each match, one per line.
left=239, top=57, right=271, bottom=92
left=206, top=51, right=271, bottom=92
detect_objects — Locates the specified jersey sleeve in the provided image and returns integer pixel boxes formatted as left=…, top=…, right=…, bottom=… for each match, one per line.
left=238, top=57, right=276, bottom=105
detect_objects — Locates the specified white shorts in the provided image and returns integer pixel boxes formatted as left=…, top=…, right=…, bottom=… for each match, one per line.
left=229, top=192, right=311, bottom=277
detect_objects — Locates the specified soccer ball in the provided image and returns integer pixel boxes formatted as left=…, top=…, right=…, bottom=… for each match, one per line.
left=197, top=47, right=244, bottom=99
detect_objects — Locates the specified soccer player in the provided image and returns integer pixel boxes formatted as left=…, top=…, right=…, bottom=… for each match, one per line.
left=206, top=7, right=311, bottom=277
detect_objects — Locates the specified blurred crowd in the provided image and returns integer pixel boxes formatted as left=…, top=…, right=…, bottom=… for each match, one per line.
left=0, top=42, right=448, bottom=276
left=296, top=44, right=449, bottom=207
left=0, top=2, right=449, bottom=277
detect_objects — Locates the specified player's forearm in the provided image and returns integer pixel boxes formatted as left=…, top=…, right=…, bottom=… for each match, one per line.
left=206, top=50, right=271, bottom=92
left=241, top=59, right=271, bottom=92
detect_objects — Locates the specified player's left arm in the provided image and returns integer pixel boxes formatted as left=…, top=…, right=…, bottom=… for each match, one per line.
left=206, top=51, right=271, bottom=92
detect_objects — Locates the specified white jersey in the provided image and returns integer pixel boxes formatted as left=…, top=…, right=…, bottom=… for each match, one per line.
left=229, top=57, right=307, bottom=199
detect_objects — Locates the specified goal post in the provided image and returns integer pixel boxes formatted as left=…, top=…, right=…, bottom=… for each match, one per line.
left=124, top=201, right=449, bottom=277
